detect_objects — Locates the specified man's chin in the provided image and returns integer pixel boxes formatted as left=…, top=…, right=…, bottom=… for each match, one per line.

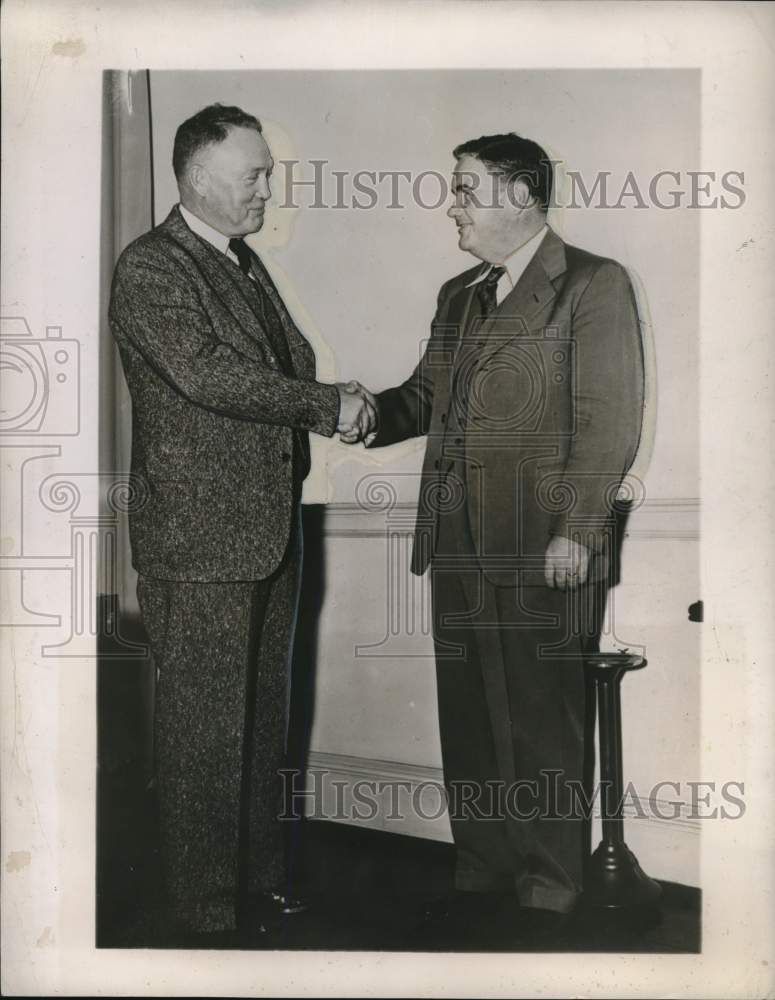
left=245, top=211, right=265, bottom=234
left=458, top=234, right=479, bottom=256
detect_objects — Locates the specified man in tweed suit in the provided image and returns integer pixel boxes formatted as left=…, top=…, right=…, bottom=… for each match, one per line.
left=349, top=134, right=644, bottom=937
left=109, top=104, right=371, bottom=938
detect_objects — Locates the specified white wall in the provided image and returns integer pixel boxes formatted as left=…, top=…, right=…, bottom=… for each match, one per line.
left=149, top=69, right=700, bottom=885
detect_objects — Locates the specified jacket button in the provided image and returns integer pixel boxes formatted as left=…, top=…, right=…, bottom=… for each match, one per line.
left=267, top=354, right=276, bottom=364
left=455, top=437, right=463, bottom=445
left=281, top=452, right=292, bottom=462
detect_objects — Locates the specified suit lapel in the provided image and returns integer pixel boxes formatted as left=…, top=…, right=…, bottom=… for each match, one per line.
left=476, top=228, right=567, bottom=366
left=449, top=278, right=480, bottom=342
left=248, top=251, right=304, bottom=346
left=159, top=207, right=278, bottom=357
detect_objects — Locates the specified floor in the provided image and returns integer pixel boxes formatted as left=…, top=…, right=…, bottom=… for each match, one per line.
left=96, top=602, right=700, bottom=953
left=97, top=761, right=700, bottom=953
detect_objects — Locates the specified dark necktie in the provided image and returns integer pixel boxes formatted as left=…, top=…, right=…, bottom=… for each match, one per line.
left=477, top=264, right=506, bottom=316
left=226, top=238, right=294, bottom=375
left=451, top=264, right=506, bottom=424
left=228, top=237, right=253, bottom=276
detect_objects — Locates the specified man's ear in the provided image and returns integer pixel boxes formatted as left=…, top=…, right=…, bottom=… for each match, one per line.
left=506, top=176, right=534, bottom=211
left=188, top=163, right=209, bottom=197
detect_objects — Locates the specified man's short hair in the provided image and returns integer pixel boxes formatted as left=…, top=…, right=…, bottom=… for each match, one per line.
left=172, top=104, right=263, bottom=181
left=452, top=133, right=553, bottom=212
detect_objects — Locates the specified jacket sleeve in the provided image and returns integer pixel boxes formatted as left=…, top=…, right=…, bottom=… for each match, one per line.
left=550, top=261, right=645, bottom=552
left=109, top=247, right=340, bottom=437
left=367, top=282, right=453, bottom=448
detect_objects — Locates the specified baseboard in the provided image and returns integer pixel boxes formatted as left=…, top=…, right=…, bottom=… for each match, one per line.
left=299, top=751, right=452, bottom=842
left=302, top=750, right=701, bottom=887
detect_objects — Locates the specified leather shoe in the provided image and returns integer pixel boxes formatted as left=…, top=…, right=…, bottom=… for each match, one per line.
left=260, top=888, right=310, bottom=915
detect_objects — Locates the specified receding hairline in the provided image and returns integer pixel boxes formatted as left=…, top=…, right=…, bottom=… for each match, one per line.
left=172, top=103, right=265, bottom=182
left=180, top=124, right=271, bottom=177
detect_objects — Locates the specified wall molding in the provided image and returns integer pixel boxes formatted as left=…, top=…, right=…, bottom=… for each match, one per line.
left=303, top=749, right=701, bottom=840
left=320, top=498, right=700, bottom=541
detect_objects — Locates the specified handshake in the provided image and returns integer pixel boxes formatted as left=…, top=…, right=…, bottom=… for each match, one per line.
left=335, top=380, right=378, bottom=445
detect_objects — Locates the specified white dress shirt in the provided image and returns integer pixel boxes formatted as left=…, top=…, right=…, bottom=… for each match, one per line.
left=179, top=203, right=248, bottom=273
left=465, top=224, right=549, bottom=306
left=179, top=203, right=283, bottom=372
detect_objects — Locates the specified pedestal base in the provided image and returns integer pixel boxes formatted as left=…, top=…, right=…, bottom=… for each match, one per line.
left=585, top=841, right=663, bottom=909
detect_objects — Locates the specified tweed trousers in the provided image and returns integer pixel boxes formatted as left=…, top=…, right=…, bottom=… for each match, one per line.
left=137, top=511, right=302, bottom=933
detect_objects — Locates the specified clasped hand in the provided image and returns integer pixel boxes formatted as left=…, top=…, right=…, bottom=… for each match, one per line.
left=336, top=380, right=378, bottom=445
left=334, top=385, right=591, bottom=590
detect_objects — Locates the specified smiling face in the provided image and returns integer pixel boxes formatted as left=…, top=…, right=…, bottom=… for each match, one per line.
left=190, top=126, right=274, bottom=237
left=447, top=153, right=527, bottom=264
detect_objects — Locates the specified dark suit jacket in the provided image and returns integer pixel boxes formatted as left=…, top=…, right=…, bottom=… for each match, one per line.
left=370, top=228, right=645, bottom=587
left=109, top=205, right=339, bottom=582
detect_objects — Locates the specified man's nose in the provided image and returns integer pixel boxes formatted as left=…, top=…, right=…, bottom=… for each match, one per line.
left=258, top=176, right=271, bottom=200
left=447, top=203, right=461, bottom=219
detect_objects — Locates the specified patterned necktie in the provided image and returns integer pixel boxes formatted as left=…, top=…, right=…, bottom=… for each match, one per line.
left=228, top=237, right=253, bottom=276
left=226, top=238, right=294, bottom=374
left=477, top=264, right=506, bottom=316
left=227, top=238, right=307, bottom=481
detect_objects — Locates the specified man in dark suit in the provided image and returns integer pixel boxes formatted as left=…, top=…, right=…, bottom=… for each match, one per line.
left=109, top=104, right=372, bottom=938
left=350, top=133, right=644, bottom=932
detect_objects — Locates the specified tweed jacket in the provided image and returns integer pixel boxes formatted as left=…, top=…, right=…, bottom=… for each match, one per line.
left=109, top=205, right=340, bottom=582
left=370, top=228, right=645, bottom=587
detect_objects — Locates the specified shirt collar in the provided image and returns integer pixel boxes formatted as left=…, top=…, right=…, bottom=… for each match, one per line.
left=179, top=203, right=231, bottom=255
left=465, top=224, right=549, bottom=288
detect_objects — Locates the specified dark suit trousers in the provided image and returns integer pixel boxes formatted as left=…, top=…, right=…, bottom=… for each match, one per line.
left=432, top=501, right=604, bottom=913
left=137, top=512, right=302, bottom=933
